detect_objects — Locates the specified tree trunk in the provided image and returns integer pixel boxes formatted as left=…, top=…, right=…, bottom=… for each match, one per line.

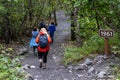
left=53, top=10, right=57, bottom=26
left=93, top=1, right=100, bottom=30
left=2, top=0, right=11, bottom=44
left=95, top=11, right=100, bottom=30
left=71, top=11, right=76, bottom=41
left=4, top=12, right=11, bottom=44
left=75, top=7, right=83, bottom=46
left=28, top=0, right=32, bottom=22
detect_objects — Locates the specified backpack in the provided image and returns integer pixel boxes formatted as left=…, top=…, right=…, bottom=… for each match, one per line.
left=38, top=34, right=48, bottom=48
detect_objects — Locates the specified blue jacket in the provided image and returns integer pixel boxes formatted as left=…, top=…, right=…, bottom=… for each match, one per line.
left=29, top=31, right=39, bottom=47
left=32, top=31, right=39, bottom=38
left=48, top=24, right=56, bottom=33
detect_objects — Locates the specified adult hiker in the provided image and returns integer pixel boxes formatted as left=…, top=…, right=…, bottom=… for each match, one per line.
left=48, top=22, right=56, bottom=42
left=39, top=19, right=47, bottom=30
left=36, top=28, right=52, bottom=69
left=29, top=26, right=39, bottom=56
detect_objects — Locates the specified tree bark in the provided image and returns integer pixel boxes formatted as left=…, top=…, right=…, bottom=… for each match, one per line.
left=71, top=11, right=76, bottom=41
left=4, top=12, right=11, bottom=44
left=28, top=0, right=32, bottom=22
left=2, top=0, right=11, bottom=44
left=53, top=10, right=57, bottom=26
left=93, top=1, right=100, bottom=30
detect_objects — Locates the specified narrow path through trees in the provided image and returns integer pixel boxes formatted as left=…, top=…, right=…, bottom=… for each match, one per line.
left=22, top=10, right=79, bottom=80
left=22, top=10, right=120, bottom=80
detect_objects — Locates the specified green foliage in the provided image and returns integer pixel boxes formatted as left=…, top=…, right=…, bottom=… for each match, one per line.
left=0, top=0, right=61, bottom=41
left=0, top=5, right=7, bottom=14
left=110, top=32, right=120, bottom=54
left=62, top=34, right=104, bottom=65
left=62, top=0, right=120, bottom=36
left=63, top=45, right=84, bottom=65
left=63, top=30, right=120, bottom=65
left=112, top=65, right=120, bottom=80
left=77, top=17, right=98, bottom=39
left=109, top=32, right=120, bottom=45
left=0, top=44, right=25, bottom=80
left=61, top=0, right=120, bottom=65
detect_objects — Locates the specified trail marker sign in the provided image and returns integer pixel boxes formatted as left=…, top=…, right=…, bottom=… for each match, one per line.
left=99, top=29, right=114, bottom=56
left=99, top=29, right=113, bottom=38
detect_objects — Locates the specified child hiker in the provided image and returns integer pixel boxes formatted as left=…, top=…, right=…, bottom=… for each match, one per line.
left=36, top=28, right=52, bottom=69
left=29, top=26, right=39, bottom=56
left=48, top=22, right=56, bottom=43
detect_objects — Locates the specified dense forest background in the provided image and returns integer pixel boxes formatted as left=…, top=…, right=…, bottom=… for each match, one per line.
left=0, top=0, right=120, bottom=43
left=0, top=0, right=120, bottom=79
left=0, top=0, right=59, bottom=44
left=0, top=0, right=120, bottom=56
left=0, top=0, right=120, bottom=66
left=0, top=0, right=119, bottom=60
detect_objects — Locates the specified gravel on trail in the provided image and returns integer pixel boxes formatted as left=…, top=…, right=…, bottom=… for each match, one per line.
left=22, top=10, right=79, bottom=80
left=21, top=10, right=120, bottom=80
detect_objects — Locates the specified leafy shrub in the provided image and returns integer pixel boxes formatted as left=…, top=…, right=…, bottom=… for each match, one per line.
left=109, top=32, right=120, bottom=55
left=62, top=34, right=104, bottom=65
left=0, top=44, right=25, bottom=80
left=62, top=31, right=120, bottom=65
left=112, top=65, right=120, bottom=80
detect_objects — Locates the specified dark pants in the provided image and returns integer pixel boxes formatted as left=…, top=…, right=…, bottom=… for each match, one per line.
left=49, top=32, right=54, bottom=42
left=38, top=51, right=48, bottom=63
left=33, top=46, right=37, bottom=53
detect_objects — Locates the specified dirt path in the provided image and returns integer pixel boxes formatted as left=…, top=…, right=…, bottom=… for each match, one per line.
left=22, top=10, right=80, bottom=80
left=22, top=10, right=120, bottom=80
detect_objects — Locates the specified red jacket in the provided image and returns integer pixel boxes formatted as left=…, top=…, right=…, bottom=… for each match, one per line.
left=36, top=31, right=51, bottom=52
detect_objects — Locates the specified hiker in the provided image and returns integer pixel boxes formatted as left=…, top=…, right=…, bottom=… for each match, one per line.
left=39, top=19, right=47, bottom=30
left=48, top=22, right=56, bottom=42
left=29, top=26, right=39, bottom=56
left=36, top=28, right=52, bottom=69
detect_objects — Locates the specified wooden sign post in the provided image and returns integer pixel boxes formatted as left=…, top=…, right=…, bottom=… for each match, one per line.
left=104, top=38, right=109, bottom=55
left=99, top=29, right=114, bottom=56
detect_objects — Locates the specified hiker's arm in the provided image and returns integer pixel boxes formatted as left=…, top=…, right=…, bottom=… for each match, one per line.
left=47, top=34, right=52, bottom=43
left=35, top=35, right=40, bottom=43
left=43, top=31, right=51, bottom=43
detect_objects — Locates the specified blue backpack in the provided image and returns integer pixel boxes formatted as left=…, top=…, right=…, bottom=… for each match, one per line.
left=38, top=34, right=48, bottom=48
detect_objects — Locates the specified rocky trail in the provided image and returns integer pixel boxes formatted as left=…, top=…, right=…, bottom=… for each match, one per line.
left=19, top=10, right=120, bottom=80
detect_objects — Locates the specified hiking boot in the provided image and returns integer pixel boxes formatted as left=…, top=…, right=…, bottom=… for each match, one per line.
left=39, top=59, right=43, bottom=68
left=39, top=63, right=42, bottom=68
